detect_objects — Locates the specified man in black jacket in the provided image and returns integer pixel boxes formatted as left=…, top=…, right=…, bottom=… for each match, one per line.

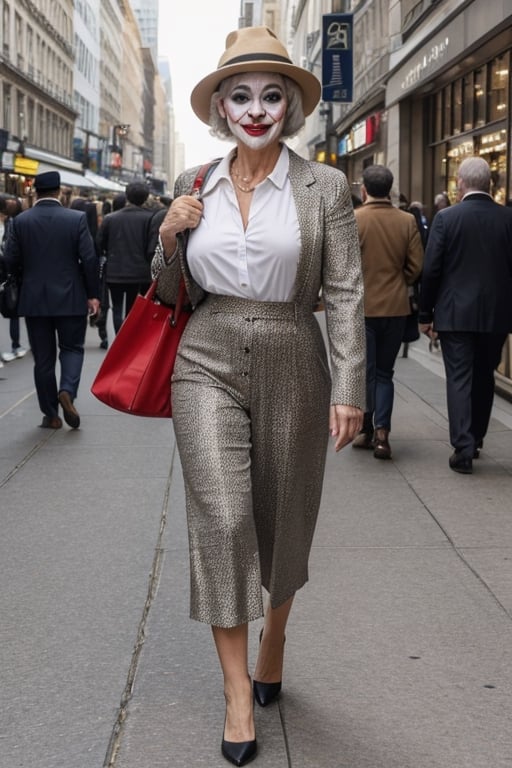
left=419, top=157, right=512, bottom=474
left=2, top=171, right=99, bottom=429
left=96, top=181, right=154, bottom=333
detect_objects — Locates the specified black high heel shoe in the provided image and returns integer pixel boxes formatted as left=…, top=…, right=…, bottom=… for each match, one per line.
left=221, top=695, right=257, bottom=767
left=221, top=736, right=257, bottom=766
left=253, top=628, right=284, bottom=708
left=253, top=679, right=281, bottom=708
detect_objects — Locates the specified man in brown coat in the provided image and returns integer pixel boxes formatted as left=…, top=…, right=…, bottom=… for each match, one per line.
left=353, top=165, right=423, bottom=458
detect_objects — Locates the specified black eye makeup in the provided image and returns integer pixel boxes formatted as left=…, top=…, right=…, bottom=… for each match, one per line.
left=228, top=84, right=285, bottom=104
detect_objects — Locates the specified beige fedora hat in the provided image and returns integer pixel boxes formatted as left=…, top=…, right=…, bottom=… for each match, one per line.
left=190, top=26, right=321, bottom=124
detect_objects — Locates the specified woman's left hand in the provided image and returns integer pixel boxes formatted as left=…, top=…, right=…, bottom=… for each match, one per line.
left=329, top=405, right=364, bottom=452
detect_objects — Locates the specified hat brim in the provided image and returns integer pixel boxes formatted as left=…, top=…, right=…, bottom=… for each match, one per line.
left=190, top=61, right=321, bottom=125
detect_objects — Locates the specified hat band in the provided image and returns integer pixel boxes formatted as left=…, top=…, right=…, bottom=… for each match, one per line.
left=221, top=52, right=293, bottom=68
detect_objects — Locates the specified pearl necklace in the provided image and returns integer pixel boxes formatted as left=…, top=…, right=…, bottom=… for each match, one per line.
left=231, top=161, right=256, bottom=193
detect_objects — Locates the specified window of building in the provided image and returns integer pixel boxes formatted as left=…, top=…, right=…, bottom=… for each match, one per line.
left=27, top=98, right=34, bottom=142
left=37, top=104, right=44, bottom=145
left=2, top=3, right=10, bottom=56
left=401, top=0, right=438, bottom=37
left=489, top=53, right=509, bottom=122
left=3, top=83, right=12, bottom=131
left=15, top=12, right=23, bottom=68
left=432, top=54, right=511, bottom=143
left=17, top=91, right=25, bottom=138
left=242, top=2, right=254, bottom=26
left=463, top=73, right=474, bottom=132
left=442, top=84, right=452, bottom=139
left=434, top=89, right=443, bottom=141
left=452, top=79, right=462, bottom=134
left=474, top=67, right=487, bottom=127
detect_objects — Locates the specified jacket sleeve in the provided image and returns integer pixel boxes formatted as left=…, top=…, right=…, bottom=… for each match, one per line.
left=77, top=215, right=100, bottom=298
left=1, top=218, right=22, bottom=276
left=418, top=213, right=445, bottom=324
left=147, top=209, right=164, bottom=262
left=322, top=173, right=367, bottom=409
left=404, top=217, right=424, bottom=285
left=151, top=170, right=196, bottom=304
left=96, top=215, right=109, bottom=256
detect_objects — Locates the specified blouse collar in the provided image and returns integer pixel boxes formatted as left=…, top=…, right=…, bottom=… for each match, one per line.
left=203, top=143, right=290, bottom=195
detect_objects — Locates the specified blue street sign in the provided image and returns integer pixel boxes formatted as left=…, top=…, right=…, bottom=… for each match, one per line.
left=322, top=13, right=353, bottom=103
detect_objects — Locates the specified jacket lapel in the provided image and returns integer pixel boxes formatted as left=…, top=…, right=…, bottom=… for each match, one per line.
left=288, top=149, right=320, bottom=303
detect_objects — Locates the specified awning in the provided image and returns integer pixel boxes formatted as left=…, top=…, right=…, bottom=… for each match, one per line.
left=37, top=163, right=97, bottom=189
left=26, top=146, right=84, bottom=173
left=84, top=170, right=125, bottom=192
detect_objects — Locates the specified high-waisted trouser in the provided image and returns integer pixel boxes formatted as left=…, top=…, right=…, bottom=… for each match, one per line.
left=171, top=294, right=331, bottom=628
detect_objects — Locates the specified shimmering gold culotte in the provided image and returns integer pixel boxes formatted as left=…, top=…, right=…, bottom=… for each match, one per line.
left=171, top=294, right=331, bottom=628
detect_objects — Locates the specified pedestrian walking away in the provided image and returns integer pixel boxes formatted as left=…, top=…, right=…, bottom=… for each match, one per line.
left=1, top=171, right=100, bottom=429
left=0, top=195, right=28, bottom=362
left=352, top=165, right=423, bottom=459
left=419, top=156, right=512, bottom=474
left=151, top=25, right=366, bottom=767
left=96, top=182, right=154, bottom=334
left=70, top=196, right=109, bottom=350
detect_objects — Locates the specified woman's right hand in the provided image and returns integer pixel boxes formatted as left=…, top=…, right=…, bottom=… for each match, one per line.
left=159, top=195, right=204, bottom=256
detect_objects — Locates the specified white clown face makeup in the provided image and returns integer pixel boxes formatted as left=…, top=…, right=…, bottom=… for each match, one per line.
left=218, top=72, right=288, bottom=150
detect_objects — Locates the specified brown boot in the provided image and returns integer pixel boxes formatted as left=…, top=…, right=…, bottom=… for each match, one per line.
left=373, top=428, right=391, bottom=459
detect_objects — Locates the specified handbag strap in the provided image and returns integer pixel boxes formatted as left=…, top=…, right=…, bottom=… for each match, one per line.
left=191, top=161, right=219, bottom=195
left=171, top=160, right=221, bottom=324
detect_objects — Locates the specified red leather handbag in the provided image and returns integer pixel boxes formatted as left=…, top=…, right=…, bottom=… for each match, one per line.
left=90, top=277, right=190, bottom=417
left=91, top=162, right=214, bottom=418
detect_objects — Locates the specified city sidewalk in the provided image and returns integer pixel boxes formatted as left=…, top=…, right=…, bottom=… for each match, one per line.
left=0, top=320, right=511, bottom=768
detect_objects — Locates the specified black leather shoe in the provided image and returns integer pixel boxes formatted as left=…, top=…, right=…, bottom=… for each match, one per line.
left=221, top=737, right=257, bottom=766
left=449, top=452, right=473, bottom=474
left=253, top=680, right=281, bottom=707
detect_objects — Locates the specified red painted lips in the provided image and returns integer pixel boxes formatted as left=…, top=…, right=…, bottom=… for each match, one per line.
left=242, top=124, right=270, bottom=136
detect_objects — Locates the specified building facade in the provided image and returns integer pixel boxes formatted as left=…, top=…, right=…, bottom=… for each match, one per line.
left=130, top=0, right=158, bottom=63
left=0, top=0, right=79, bottom=194
left=73, top=0, right=101, bottom=172
left=1, top=0, right=174, bottom=197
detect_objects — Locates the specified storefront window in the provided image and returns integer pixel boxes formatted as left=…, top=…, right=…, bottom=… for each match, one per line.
left=446, top=140, right=473, bottom=203
left=489, top=53, right=509, bottom=122
left=453, top=79, right=462, bottom=134
left=463, top=73, right=474, bottom=132
left=476, top=130, right=507, bottom=203
left=474, top=67, right=487, bottom=127
left=434, top=90, right=443, bottom=142
left=433, top=143, right=448, bottom=206
left=443, top=84, right=452, bottom=139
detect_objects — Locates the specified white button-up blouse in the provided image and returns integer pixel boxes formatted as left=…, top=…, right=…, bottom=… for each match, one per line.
left=186, top=143, right=301, bottom=302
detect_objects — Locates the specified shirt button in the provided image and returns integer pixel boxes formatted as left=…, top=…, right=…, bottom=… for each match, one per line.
left=240, top=282, right=247, bottom=287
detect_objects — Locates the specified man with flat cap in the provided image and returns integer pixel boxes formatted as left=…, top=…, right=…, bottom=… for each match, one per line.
left=2, top=170, right=100, bottom=429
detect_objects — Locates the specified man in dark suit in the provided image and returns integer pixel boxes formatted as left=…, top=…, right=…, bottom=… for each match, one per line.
left=96, top=182, right=154, bottom=334
left=419, top=157, right=512, bottom=474
left=2, top=171, right=100, bottom=429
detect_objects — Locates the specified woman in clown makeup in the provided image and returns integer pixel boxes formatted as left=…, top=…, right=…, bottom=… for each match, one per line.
left=152, top=26, right=365, bottom=767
